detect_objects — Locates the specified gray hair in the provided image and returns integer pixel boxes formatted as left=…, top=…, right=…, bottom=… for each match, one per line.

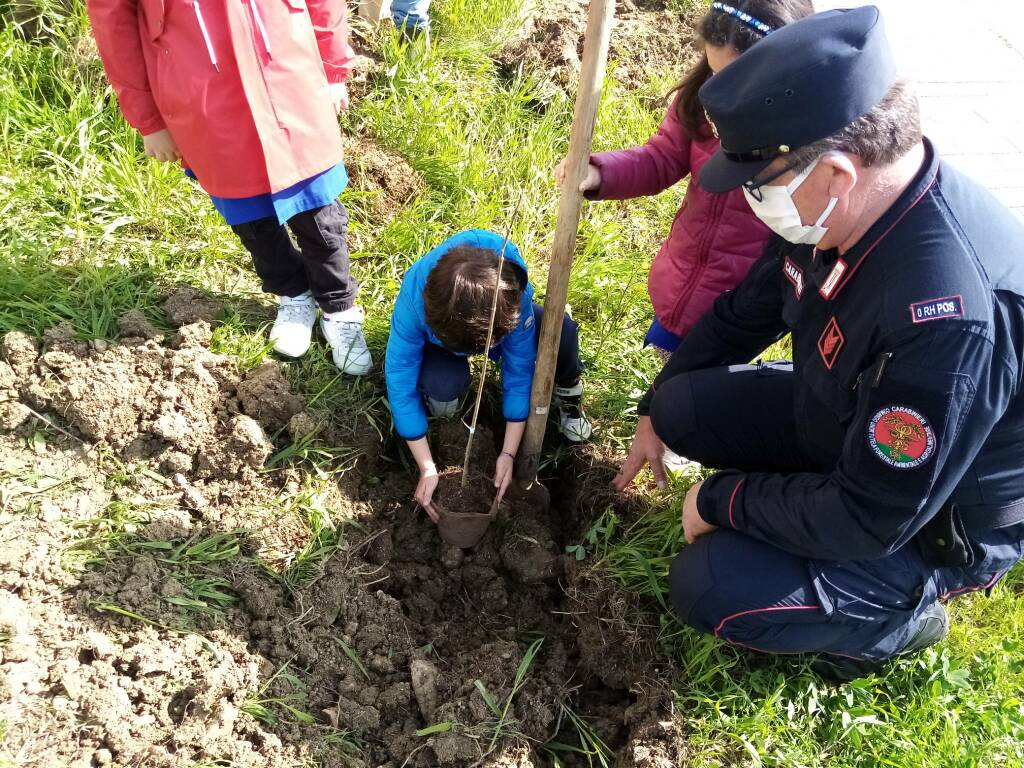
left=786, top=80, right=923, bottom=172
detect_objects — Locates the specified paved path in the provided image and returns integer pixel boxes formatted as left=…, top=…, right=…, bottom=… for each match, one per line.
left=819, top=0, right=1024, bottom=220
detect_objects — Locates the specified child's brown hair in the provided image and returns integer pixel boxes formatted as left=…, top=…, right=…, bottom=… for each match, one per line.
left=423, top=246, right=528, bottom=354
left=673, top=0, right=815, bottom=139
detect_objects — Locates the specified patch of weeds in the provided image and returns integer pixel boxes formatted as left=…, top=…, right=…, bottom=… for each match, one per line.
left=0, top=455, right=82, bottom=515
left=129, top=533, right=241, bottom=621
left=565, top=508, right=619, bottom=562
left=266, top=481, right=355, bottom=590
left=336, top=638, right=371, bottom=682
left=545, top=703, right=613, bottom=768
left=471, top=638, right=546, bottom=758
left=241, top=659, right=316, bottom=727
left=65, top=498, right=157, bottom=569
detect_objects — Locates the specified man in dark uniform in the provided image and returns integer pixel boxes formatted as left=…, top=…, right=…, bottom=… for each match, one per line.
left=612, top=6, right=1024, bottom=679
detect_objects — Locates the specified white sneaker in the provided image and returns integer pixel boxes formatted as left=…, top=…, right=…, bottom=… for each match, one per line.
left=320, top=306, right=372, bottom=376
left=426, top=397, right=460, bottom=419
left=270, top=292, right=317, bottom=358
left=554, top=381, right=593, bottom=443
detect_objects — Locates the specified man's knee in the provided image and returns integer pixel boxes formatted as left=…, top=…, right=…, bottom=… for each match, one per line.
left=668, top=530, right=827, bottom=651
left=650, top=373, right=698, bottom=457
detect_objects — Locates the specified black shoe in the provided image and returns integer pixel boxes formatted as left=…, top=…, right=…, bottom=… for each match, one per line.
left=811, top=602, right=949, bottom=682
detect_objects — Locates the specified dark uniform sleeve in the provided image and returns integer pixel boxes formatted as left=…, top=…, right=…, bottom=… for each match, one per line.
left=696, top=326, right=1015, bottom=560
left=638, top=238, right=789, bottom=416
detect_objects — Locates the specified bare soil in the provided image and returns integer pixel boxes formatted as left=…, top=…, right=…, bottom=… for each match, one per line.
left=495, top=0, right=702, bottom=100
left=433, top=467, right=496, bottom=515
left=0, top=306, right=683, bottom=767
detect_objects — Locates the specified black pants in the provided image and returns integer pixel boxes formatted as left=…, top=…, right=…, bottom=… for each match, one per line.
left=231, top=200, right=357, bottom=314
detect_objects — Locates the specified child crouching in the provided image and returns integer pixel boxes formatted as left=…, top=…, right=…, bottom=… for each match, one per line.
left=386, top=229, right=590, bottom=516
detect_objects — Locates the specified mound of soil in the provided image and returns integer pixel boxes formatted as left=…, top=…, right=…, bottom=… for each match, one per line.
left=0, top=320, right=683, bottom=766
left=496, top=0, right=701, bottom=98
left=344, top=136, right=424, bottom=225
left=162, top=286, right=226, bottom=327
left=0, top=319, right=299, bottom=484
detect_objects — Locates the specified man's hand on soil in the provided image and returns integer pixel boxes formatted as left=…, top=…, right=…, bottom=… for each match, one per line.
left=494, top=453, right=514, bottom=503
left=415, top=463, right=439, bottom=523
left=612, top=415, right=668, bottom=491
left=682, top=481, right=717, bottom=543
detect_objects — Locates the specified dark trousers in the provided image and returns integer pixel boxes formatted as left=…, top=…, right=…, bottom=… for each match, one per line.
left=417, top=303, right=584, bottom=402
left=652, top=362, right=1022, bottom=662
left=231, top=200, right=357, bottom=314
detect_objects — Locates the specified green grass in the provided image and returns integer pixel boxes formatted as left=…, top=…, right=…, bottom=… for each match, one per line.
left=2, top=0, right=1023, bottom=766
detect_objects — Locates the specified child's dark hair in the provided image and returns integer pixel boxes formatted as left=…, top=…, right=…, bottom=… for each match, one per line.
left=672, top=0, right=815, bottom=139
left=423, top=245, right=527, bottom=354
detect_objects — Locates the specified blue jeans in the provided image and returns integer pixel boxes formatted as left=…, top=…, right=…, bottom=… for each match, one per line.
left=392, top=0, right=431, bottom=31
left=417, top=303, right=583, bottom=403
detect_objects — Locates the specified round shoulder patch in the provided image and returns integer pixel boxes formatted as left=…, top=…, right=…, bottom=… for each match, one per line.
left=867, top=405, right=936, bottom=469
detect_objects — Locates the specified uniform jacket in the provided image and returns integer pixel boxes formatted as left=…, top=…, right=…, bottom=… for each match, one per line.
left=587, top=98, right=772, bottom=338
left=385, top=230, right=537, bottom=441
left=644, top=140, right=1024, bottom=564
left=88, top=0, right=354, bottom=197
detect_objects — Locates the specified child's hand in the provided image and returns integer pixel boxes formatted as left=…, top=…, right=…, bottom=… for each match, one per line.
left=143, top=129, right=181, bottom=163
left=329, top=81, right=349, bottom=114
left=554, top=158, right=601, bottom=193
left=415, top=462, right=439, bottom=522
left=494, top=451, right=514, bottom=503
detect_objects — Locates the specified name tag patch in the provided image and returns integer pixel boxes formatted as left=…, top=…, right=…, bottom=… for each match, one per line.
left=783, top=256, right=804, bottom=299
left=910, top=295, right=963, bottom=324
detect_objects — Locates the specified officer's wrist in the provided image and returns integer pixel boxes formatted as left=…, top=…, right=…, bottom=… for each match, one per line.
left=696, top=472, right=745, bottom=529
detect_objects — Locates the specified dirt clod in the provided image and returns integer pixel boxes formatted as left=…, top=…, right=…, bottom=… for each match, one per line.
left=409, top=658, right=439, bottom=721
left=162, top=286, right=225, bottom=327
left=237, top=361, right=304, bottom=434
left=117, top=309, right=163, bottom=341
left=2, top=330, right=39, bottom=376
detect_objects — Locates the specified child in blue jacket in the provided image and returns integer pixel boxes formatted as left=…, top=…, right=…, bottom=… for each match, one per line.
left=386, top=229, right=590, bottom=516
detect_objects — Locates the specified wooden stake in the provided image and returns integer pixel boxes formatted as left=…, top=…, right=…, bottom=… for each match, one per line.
left=516, top=0, right=615, bottom=483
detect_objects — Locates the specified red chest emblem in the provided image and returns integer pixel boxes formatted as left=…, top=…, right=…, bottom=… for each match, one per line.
left=867, top=406, right=936, bottom=469
left=817, top=316, right=844, bottom=370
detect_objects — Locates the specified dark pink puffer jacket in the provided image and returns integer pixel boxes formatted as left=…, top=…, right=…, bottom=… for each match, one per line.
left=588, top=98, right=771, bottom=338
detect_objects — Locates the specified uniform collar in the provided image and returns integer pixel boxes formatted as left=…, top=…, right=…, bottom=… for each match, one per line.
left=818, top=138, right=940, bottom=301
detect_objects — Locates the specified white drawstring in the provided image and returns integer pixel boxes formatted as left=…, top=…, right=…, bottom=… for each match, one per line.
left=192, top=0, right=219, bottom=71
left=249, top=0, right=272, bottom=56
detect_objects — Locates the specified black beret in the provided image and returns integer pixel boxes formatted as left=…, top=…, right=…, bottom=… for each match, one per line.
left=698, top=6, right=897, bottom=192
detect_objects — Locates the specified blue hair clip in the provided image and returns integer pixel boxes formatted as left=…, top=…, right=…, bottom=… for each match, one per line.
left=711, top=2, right=775, bottom=36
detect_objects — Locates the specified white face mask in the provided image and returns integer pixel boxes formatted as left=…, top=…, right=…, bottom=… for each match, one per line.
left=742, top=157, right=839, bottom=245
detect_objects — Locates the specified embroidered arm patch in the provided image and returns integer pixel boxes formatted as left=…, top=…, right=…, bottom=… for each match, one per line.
left=867, top=405, right=936, bottom=469
left=910, top=295, right=963, bottom=324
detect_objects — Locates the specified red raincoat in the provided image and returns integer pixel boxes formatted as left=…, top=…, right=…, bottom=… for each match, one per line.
left=88, top=0, right=355, bottom=197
